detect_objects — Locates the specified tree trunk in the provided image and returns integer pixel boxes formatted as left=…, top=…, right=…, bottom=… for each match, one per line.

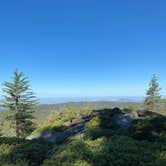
left=16, top=113, right=19, bottom=138
left=16, top=97, right=20, bottom=138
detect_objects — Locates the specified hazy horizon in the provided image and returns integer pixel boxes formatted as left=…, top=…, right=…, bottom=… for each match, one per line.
left=38, top=96, right=145, bottom=104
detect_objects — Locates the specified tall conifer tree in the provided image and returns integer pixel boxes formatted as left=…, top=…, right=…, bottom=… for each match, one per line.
left=144, top=74, right=161, bottom=111
left=2, top=69, right=38, bottom=138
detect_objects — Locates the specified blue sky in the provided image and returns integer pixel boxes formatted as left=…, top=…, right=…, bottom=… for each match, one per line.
left=0, top=0, right=166, bottom=97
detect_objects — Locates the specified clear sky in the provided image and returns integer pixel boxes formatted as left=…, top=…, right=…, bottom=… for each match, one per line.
left=0, top=0, right=166, bottom=97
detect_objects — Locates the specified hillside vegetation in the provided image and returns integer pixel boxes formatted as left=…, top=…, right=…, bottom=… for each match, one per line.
left=0, top=106, right=166, bottom=166
left=0, top=71, right=166, bottom=166
left=0, top=101, right=141, bottom=137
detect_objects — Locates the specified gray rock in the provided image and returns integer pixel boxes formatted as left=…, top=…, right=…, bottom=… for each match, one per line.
left=112, top=112, right=139, bottom=129
left=27, top=122, right=86, bottom=143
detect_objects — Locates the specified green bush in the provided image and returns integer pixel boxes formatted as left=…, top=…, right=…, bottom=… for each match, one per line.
left=85, top=127, right=113, bottom=140
left=85, top=108, right=119, bottom=139
left=121, top=105, right=137, bottom=113
left=0, top=137, right=52, bottom=166
left=42, top=135, right=166, bottom=166
left=129, top=116, right=166, bottom=141
left=72, top=160, right=92, bottom=166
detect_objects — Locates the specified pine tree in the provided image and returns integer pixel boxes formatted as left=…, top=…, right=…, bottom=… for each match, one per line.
left=2, top=69, right=38, bottom=138
left=144, top=74, right=162, bottom=111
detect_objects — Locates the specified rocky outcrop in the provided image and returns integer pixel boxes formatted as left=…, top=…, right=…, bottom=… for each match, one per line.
left=28, top=109, right=161, bottom=143
left=112, top=111, right=139, bottom=129
left=27, top=116, right=91, bottom=143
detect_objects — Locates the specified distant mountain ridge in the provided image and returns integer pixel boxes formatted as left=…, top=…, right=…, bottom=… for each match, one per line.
left=39, top=96, right=144, bottom=104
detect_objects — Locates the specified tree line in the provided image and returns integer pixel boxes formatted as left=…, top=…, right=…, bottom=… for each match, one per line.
left=0, top=69, right=164, bottom=138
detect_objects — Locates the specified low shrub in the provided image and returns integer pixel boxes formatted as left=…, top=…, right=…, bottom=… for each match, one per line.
left=0, top=137, right=53, bottom=166
left=129, top=116, right=166, bottom=141
left=42, top=135, right=166, bottom=166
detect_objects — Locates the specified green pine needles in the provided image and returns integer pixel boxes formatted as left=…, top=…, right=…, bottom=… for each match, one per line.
left=144, top=74, right=162, bottom=112
left=2, top=69, right=38, bottom=138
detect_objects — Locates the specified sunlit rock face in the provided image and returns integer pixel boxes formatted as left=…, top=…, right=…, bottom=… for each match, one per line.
left=27, top=123, right=86, bottom=143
